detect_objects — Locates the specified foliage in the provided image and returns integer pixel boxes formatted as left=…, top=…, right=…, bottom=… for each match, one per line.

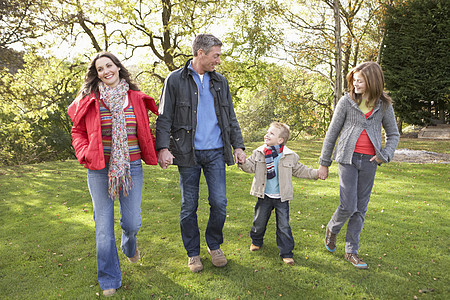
left=0, top=138, right=449, bottom=298
left=273, top=0, right=387, bottom=95
left=38, top=0, right=232, bottom=83
left=2, top=0, right=447, bottom=165
left=236, top=64, right=334, bottom=142
left=0, top=0, right=52, bottom=47
left=0, top=52, right=84, bottom=165
left=270, top=69, right=333, bottom=137
left=223, top=0, right=284, bottom=61
left=382, top=0, right=450, bottom=125
left=0, top=0, right=52, bottom=71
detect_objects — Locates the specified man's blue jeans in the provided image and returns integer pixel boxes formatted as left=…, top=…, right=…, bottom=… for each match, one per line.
left=178, top=148, right=227, bottom=257
left=250, top=195, right=294, bottom=258
left=327, top=152, right=378, bottom=254
left=87, top=160, right=143, bottom=290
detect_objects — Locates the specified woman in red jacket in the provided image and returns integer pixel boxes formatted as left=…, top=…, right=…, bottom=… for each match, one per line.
left=68, top=52, right=158, bottom=296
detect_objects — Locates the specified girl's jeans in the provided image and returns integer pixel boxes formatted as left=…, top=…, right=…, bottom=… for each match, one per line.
left=87, top=160, right=143, bottom=290
left=250, top=195, right=294, bottom=258
left=327, top=153, right=378, bottom=254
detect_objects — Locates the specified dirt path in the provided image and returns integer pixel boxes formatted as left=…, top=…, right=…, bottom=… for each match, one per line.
left=392, top=149, right=450, bottom=164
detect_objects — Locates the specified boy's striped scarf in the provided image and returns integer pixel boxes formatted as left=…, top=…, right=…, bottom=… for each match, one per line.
left=264, top=145, right=283, bottom=179
left=99, top=79, right=133, bottom=201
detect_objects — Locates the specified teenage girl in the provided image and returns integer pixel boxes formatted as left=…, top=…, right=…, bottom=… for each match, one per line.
left=318, top=61, right=400, bottom=269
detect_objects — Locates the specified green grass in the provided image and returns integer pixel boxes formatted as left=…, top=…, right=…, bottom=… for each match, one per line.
left=0, top=138, right=449, bottom=299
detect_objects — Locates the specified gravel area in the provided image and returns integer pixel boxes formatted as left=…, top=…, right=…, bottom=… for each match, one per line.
left=392, top=148, right=450, bottom=164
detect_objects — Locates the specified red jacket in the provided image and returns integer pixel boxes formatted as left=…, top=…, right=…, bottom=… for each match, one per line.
left=68, top=90, right=158, bottom=170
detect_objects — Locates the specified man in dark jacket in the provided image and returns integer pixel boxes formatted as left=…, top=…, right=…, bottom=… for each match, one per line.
left=156, top=34, right=246, bottom=273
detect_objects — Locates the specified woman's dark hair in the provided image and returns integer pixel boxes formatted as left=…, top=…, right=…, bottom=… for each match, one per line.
left=76, top=52, right=139, bottom=98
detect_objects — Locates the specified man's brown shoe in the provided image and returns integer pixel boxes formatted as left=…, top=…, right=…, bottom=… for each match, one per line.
left=325, top=228, right=337, bottom=252
left=345, top=253, right=368, bottom=269
left=283, top=258, right=294, bottom=265
left=102, top=288, right=116, bottom=296
left=207, top=247, right=227, bottom=267
left=128, top=248, right=139, bottom=263
left=249, top=244, right=260, bottom=251
left=188, top=255, right=203, bottom=272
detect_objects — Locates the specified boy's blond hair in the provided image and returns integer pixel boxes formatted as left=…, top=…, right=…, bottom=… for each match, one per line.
left=270, top=122, right=290, bottom=146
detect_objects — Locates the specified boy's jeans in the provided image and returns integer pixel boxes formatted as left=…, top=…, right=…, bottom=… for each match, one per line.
left=177, top=148, right=227, bottom=257
left=250, top=195, right=294, bottom=258
left=327, top=152, right=377, bottom=254
left=87, top=160, right=143, bottom=290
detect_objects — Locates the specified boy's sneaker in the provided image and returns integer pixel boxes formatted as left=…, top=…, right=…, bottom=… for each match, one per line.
left=282, top=258, right=294, bottom=265
left=325, top=228, right=337, bottom=252
left=188, top=255, right=203, bottom=272
left=345, top=253, right=368, bottom=269
left=250, top=244, right=260, bottom=251
left=207, top=247, right=227, bottom=267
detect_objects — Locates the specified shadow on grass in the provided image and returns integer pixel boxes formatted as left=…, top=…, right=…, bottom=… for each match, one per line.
left=1, top=147, right=448, bottom=298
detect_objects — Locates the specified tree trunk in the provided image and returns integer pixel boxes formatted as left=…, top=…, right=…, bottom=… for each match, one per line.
left=397, top=117, right=403, bottom=135
left=333, top=0, right=342, bottom=108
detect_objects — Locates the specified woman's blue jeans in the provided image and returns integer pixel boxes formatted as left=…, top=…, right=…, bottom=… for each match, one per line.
left=250, top=195, right=294, bottom=258
left=87, top=160, right=143, bottom=290
left=177, top=148, right=227, bottom=257
left=327, top=153, right=378, bottom=254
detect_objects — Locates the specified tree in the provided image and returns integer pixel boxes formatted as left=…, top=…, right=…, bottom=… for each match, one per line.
left=272, top=0, right=387, bottom=110
left=382, top=0, right=450, bottom=125
left=235, top=63, right=333, bottom=141
left=41, top=0, right=229, bottom=84
left=333, top=0, right=342, bottom=107
left=0, top=0, right=54, bottom=71
left=0, top=53, right=84, bottom=165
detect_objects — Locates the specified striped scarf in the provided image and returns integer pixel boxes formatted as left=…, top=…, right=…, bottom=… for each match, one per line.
left=264, top=145, right=283, bottom=180
left=99, top=79, right=133, bottom=200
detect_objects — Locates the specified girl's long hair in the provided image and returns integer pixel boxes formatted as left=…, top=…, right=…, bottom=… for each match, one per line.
left=76, top=52, right=139, bottom=99
left=347, top=61, right=392, bottom=107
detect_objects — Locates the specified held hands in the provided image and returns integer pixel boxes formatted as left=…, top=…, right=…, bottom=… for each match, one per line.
left=234, top=148, right=246, bottom=164
left=157, top=148, right=175, bottom=169
left=318, top=165, right=329, bottom=180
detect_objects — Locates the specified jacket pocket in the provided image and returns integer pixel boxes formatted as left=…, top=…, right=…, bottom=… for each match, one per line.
left=281, top=160, right=293, bottom=176
left=173, top=100, right=191, bottom=127
left=170, top=126, right=193, bottom=155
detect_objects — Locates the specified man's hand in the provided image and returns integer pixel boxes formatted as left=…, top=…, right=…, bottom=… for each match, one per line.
left=318, top=165, right=329, bottom=180
left=234, top=148, right=246, bottom=164
left=157, top=148, right=175, bottom=169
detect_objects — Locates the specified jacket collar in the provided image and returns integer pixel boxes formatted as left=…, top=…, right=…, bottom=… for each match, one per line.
left=256, top=145, right=294, bottom=156
left=68, top=92, right=98, bottom=125
left=344, top=92, right=381, bottom=115
left=182, top=58, right=221, bottom=82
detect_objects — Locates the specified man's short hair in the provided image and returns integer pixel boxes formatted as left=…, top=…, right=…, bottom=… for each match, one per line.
left=270, top=122, right=290, bottom=146
left=192, top=34, right=223, bottom=56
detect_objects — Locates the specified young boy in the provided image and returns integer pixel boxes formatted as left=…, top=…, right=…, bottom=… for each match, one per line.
left=238, top=122, right=319, bottom=265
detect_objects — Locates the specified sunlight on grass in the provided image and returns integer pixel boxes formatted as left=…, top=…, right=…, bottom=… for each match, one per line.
left=0, top=138, right=448, bottom=299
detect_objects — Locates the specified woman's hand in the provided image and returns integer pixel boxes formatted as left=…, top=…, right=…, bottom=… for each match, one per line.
left=157, top=148, right=175, bottom=169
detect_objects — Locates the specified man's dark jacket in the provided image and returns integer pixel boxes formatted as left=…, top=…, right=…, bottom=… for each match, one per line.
left=156, top=59, right=245, bottom=167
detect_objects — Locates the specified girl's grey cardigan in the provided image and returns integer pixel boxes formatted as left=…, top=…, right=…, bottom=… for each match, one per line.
left=319, top=93, right=400, bottom=167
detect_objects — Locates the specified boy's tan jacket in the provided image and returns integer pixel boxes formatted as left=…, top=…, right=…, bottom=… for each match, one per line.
left=239, top=145, right=318, bottom=202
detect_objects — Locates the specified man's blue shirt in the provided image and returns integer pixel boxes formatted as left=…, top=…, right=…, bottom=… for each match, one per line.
left=189, top=62, right=223, bottom=150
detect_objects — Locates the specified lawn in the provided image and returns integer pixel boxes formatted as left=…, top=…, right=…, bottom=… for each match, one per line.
left=0, top=138, right=448, bottom=299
